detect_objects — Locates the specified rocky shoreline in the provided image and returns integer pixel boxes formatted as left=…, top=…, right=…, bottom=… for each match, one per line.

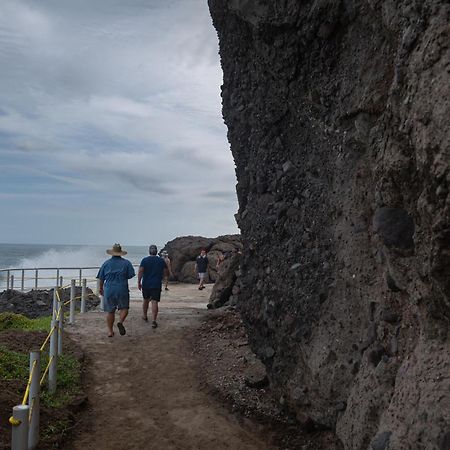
left=0, top=287, right=100, bottom=319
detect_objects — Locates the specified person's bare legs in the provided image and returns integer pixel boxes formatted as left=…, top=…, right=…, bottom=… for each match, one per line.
left=106, top=312, right=115, bottom=337
left=198, top=273, right=205, bottom=290
left=115, top=308, right=128, bottom=335
left=119, top=308, right=128, bottom=323
left=142, top=299, right=150, bottom=320
left=151, top=300, right=159, bottom=328
left=152, top=300, right=158, bottom=321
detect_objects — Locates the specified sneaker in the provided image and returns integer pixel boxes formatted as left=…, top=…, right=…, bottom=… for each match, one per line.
left=117, top=322, right=126, bottom=335
left=152, top=321, right=158, bottom=329
left=165, top=287, right=169, bottom=291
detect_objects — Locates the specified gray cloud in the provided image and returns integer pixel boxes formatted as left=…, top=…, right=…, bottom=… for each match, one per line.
left=204, top=191, right=238, bottom=201
left=0, top=0, right=238, bottom=245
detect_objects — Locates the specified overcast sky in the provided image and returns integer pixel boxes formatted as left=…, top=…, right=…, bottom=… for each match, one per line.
left=0, top=0, right=238, bottom=245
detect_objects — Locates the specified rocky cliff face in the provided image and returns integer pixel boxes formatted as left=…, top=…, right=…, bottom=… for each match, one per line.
left=208, top=1, right=450, bottom=448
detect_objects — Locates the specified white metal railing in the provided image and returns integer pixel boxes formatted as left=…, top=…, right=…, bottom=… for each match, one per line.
left=9, top=279, right=97, bottom=450
left=0, top=265, right=140, bottom=292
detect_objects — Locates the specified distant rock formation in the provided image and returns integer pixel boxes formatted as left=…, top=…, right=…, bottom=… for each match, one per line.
left=209, top=1, right=450, bottom=448
left=163, top=235, right=242, bottom=284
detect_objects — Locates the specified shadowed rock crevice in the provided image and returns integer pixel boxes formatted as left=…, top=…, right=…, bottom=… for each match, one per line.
left=208, top=1, right=450, bottom=448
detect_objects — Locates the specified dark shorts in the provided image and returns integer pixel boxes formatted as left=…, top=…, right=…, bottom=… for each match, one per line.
left=142, top=288, right=161, bottom=302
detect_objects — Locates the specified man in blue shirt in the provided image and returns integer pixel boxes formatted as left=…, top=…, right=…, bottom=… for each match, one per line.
left=97, top=244, right=135, bottom=337
left=138, top=244, right=169, bottom=328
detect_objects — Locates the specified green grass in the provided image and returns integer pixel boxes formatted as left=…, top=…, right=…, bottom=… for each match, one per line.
left=0, top=312, right=52, bottom=332
left=0, top=313, right=81, bottom=407
left=0, top=345, right=81, bottom=407
left=41, top=354, right=81, bottom=408
left=0, top=313, right=82, bottom=446
left=41, top=418, right=71, bottom=440
left=0, top=346, right=29, bottom=380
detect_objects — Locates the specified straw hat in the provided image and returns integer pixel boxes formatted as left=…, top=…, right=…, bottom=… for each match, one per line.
left=106, top=243, right=127, bottom=256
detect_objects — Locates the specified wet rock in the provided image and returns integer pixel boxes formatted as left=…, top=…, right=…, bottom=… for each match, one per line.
left=336, top=401, right=347, bottom=412
left=380, top=309, right=400, bottom=324
left=282, top=160, right=294, bottom=173
left=440, top=432, right=450, bottom=450
left=373, top=208, right=415, bottom=249
left=389, top=336, right=398, bottom=355
left=385, top=270, right=403, bottom=292
left=244, top=361, right=269, bottom=388
left=371, top=431, right=391, bottom=450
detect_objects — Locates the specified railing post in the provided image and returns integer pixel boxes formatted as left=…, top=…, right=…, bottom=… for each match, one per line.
left=48, top=320, right=58, bottom=394
left=52, top=288, right=58, bottom=320
left=10, top=404, right=29, bottom=450
left=79, top=269, right=82, bottom=287
left=21, top=269, right=25, bottom=291
left=81, top=279, right=87, bottom=313
left=69, top=279, right=76, bottom=324
left=34, top=269, right=38, bottom=291
left=59, top=276, right=63, bottom=287
left=57, top=289, right=64, bottom=356
left=56, top=269, right=59, bottom=287
left=28, top=350, right=41, bottom=449
left=7, top=269, right=10, bottom=290
left=11, top=274, right=14, bottom=290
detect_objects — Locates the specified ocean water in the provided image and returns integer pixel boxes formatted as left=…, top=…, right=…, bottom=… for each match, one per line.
left=0, top=243, right=159, bottom=290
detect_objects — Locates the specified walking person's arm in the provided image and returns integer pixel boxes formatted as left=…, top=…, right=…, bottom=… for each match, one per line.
left=98, top=279, right=104, bottom=296
left=167, top=259, right=174, bottom=278
left=127, top=261, right=135, bottom=279
left=138, top=266, right=144, bottom=291
left=97, top=263, right=105, bottom=296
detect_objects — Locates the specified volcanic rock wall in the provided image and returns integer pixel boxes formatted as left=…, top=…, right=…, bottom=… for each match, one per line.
left=208, top=1, right=450, bottom=448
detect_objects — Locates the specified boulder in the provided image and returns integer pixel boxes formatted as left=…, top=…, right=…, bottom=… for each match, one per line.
left=162, top=235, right=242, bottom=284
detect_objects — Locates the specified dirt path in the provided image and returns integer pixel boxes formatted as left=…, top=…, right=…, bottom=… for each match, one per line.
left=65, top=284, right=271, bottom=450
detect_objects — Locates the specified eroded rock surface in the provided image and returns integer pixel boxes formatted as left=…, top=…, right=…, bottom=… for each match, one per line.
left=208, top=252, right=241, bottom=308
left=208, top=1, right=450, bottom=448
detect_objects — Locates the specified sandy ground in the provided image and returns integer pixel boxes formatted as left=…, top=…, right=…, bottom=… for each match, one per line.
left=65, top=283, right=272, bottom=450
